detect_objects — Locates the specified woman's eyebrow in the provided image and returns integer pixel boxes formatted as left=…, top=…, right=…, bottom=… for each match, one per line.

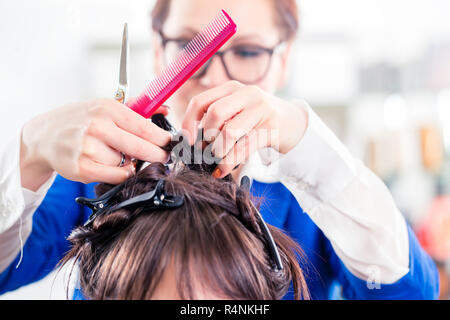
left=169, top=28, right=269, bottom=45
left=167, top=27, right=198, bottom=38
left=230, top=34, right=273, bottom=46
left=233, top=34, right=265, bottom=42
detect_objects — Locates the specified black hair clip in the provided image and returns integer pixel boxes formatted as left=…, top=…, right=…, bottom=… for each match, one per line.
left=151, top=114, right=226, bottom=177
left=240, top=176, right=283, bottom=271
left=76, top=179, right=184, bottom=228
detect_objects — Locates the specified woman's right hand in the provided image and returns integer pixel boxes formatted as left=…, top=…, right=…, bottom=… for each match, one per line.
left=20, top=98, right=172, bottom=191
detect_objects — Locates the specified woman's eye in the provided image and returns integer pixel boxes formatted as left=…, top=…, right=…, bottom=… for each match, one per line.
left=233, top=48, right=263, bottom=58
left=177, top=41, right=189, bottom=50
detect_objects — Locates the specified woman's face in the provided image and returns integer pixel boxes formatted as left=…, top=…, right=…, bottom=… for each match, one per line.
left=153, top=0, right=292, bottom=127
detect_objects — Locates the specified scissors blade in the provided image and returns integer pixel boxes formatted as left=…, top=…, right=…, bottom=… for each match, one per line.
left=119, top=23, right=129, bottom=87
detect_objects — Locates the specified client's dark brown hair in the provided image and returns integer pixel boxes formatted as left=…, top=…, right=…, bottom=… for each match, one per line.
left=60, top=118, right=309, bottom=300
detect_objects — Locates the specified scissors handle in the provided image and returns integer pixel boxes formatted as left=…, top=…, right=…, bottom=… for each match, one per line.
left=115, top=89, right=125, bottom=104
left=115, top=84, right=128, bottom=105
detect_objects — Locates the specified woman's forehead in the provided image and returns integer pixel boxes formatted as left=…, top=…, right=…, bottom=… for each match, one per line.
left=162, top=0, right=281, bottom=45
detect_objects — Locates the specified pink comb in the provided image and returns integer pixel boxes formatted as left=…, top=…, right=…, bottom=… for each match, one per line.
left=128, top=10, right=237, bottom=118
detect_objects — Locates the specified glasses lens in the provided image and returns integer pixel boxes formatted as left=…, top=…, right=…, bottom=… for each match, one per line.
left=164, top=40, right=188, bottom=64
left=223, top=46, right=272, bottom=84
left=164, top=40, right=209, bottom=78
left=164, top=40, right=274, bottom=84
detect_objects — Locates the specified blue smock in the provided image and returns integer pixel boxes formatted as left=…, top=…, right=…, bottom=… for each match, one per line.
left=0, top=175, right=440, bottom=299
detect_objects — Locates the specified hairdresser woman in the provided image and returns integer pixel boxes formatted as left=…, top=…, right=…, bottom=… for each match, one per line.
left=0, top=0, right=439, bottom=299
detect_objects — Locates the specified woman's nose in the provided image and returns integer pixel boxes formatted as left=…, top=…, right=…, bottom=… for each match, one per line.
left=198, top=55, right=230, bottom=89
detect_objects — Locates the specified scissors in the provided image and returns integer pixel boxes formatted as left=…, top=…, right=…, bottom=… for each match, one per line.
left=115, top=23, right=129, bottom=105
left=114, top=23, right=129, bottom=167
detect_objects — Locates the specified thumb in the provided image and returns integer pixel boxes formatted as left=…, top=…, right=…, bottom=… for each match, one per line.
left=154, top=105, right=169, bottom=116
left=126, top=97, right=169, bottom=116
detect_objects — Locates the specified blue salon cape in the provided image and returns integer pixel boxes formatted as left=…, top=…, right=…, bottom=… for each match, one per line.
left=0, top=175, right=440, bottom=299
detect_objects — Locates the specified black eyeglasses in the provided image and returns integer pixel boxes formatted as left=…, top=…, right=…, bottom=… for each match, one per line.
left=158, top=31, right=286, bottom=85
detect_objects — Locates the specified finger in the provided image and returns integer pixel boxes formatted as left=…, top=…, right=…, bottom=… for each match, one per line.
left=202, top=87, right=263, bottom=143
left=213, top=129, right=264, bottom=179
left=127, top=98, right=169, bottom=116
left=78, top=156, right=136, bottom=184
left=88, top=120, right=170, bottom=163
left=82, top=136, right=131, bottom=167
left=211, top=104, right=264, bottom=159
left=182, top=81, right=244, bottom=144
left=110, top=103, right=172, bottom=147
left=154, top=105, right=170, bottom=116
left=126, top=98, right=169, bottom=116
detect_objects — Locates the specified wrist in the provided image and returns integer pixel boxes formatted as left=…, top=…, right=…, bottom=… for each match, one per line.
left=20, top=120, right=54, bottom=192
left=275, top=99, right=309, bottom=154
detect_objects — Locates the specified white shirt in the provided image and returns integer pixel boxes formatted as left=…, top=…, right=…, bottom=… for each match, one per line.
left=0, top=103, right=409, bottom=284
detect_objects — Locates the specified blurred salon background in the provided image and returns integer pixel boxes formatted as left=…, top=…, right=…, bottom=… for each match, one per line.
left=0, top=0, right=449, bottom=299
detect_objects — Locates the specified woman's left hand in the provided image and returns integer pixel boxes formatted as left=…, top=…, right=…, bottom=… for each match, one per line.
left=182, top=81, right=309, bottom=178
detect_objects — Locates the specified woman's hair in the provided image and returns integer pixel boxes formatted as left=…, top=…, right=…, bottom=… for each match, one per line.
left=151, top=0, right=300, bottom=41
left=60, top=116, right=310, bottom=300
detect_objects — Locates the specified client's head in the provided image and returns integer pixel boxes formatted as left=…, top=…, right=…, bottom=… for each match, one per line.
left=62, top=162, right=309, bottom=300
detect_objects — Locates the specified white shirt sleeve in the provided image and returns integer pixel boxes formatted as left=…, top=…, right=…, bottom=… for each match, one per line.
left=0, top=133, right=56, bottom=272
left=255, top=101, right=410, bottom=284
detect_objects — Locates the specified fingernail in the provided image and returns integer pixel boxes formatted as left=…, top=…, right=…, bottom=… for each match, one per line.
left=128, top=165, right=136, bottom=178
left=212, top=168, right=222, bottom=179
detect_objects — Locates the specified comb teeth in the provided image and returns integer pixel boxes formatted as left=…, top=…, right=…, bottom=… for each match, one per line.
left=147, top=11, right=231, bottom=99
left=129, top=10, right=237, bottom=118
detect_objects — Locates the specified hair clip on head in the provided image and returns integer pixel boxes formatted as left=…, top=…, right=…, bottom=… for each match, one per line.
left=76, top=179, right=184, bottom=228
